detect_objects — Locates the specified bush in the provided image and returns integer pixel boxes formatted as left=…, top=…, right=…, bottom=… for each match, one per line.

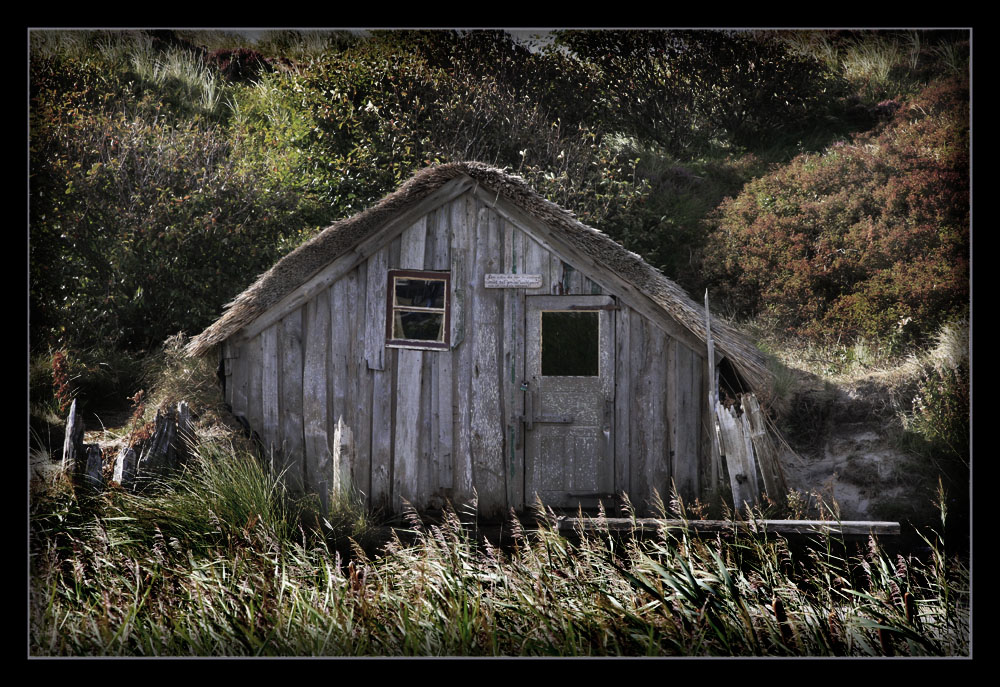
left=30, top=52, right=325, bottom=351
left=703, top=75, right=969, bottom=346
left=554, top=30, right=843, bottom=157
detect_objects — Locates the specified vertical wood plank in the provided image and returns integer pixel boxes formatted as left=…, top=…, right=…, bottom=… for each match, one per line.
left=666, top=337, right=678, bottom=502
left=231, top=341, right=248, bottom=420
left=470, top=206, right=506, bottom=518
left=671, top=343, right=700, bottom=503
left=303, top=290, right=330, bottom=509
left=506, top=224, right=526, bottom=510
left=370, top=237, right=401, bottom=511
left=394, top=357, right=422, bottom=511
left=279, top=309, right=305, bottom=493
left=631, top=317, right=670, bottom=515
left=222, top=341, right=234, bottom=407
left=261, top=325, right=279, bottom=468
left=615, top=305, right=631, bottom=507
left=717, top=402, right=758, bottom=512
left=350, top=262, right=373, bottom=506
left=393, top=218, right=427, bottom=511
left=369, top=351, right=393, bottom=511
left=743, top=393, right=786, bottom=500
left=430, top=206, right=453, bottom=500
left=398, top=216, right=427, bottom=268
left=522, top=234, right=550, bottom=296
left=366, top=246, right=392, bottom=509
left=420, top=343, right=435, bottom=507
left=450, top=195, right=470, bottom=350
left=329, top=278, right=349, bottom=462
left=704, top=357, right=722, bottom=497
left=563, top=261, right=583, bottom=294
left=550, top=254, right=564, bottom=294
left=245, top=334, right=263, bottom=433
left=452, top=194, right=475, bottom=506
left=365, top=246, right=388, bottom=371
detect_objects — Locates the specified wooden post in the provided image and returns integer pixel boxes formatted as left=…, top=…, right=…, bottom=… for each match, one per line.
left=136, top=406, right=177, bottom=483
left=332, top=416, right=354, bottom=508
left=113, top=446, right=137, bottom=490
left=704, top=291, right=723, bottom=491
left=61, top=399, right=85, bottom=477
left=84, top=444, right=103, bottom=490
left=176, top=401, right=192, bottom=461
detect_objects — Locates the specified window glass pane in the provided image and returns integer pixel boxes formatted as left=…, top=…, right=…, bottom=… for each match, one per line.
left=395, top=278, right=445, bottom=309
left=393, top=311, right=445, bottom=342
left=541, top=311, right=599, bottom=376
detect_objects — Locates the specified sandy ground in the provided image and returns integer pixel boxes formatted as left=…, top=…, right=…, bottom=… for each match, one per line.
left=780, top=423, right=914, bottom=521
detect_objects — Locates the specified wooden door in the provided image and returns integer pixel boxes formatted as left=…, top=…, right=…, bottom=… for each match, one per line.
left=524, top=295, right=615, bottom=510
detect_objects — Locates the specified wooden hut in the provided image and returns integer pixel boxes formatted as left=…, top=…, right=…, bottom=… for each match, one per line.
left=186, top=162, right=772, bottom=518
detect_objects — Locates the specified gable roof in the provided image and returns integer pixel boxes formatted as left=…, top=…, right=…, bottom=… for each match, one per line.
left=186, top=161, right=772, bottom=401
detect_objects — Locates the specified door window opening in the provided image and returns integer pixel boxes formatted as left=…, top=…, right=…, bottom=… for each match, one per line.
left=540, top=310, right=599, bottom=376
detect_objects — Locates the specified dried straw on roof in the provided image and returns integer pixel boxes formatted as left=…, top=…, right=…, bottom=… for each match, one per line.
left=186, top=161, right=772, bottom=401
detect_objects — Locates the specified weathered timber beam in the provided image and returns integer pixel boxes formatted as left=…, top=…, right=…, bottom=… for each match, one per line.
left=558, top=518, right=902, bottom=537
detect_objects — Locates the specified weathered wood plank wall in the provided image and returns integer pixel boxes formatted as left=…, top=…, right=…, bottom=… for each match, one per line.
left=229, top=188, right=705, bottom=518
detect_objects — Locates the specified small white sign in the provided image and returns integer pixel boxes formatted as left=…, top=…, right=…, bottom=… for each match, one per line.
left=485, top=273, right=543, bottom=289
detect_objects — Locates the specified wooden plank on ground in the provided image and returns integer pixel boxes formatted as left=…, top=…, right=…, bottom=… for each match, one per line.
left=559, top=518, right=901, bottom=537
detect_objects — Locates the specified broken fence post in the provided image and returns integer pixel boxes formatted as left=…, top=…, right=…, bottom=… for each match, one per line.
left=61, top=399, right=86, bottom=477
left=113, top=446, right=138, bottom=490
left=84, top=444, right=104, bottom=490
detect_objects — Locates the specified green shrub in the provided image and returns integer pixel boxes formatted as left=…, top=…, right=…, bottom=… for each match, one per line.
left=703, top=75, right=969, bottom=346
left=30, top=52, right=324, bottom=351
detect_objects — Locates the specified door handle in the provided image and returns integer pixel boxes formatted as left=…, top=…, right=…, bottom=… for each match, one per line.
left=534, top=414, right=575, bottom=424
left=518, top=386, right=575, bottom=429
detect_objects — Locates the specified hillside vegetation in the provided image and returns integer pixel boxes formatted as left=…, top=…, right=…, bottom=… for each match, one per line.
left=28, top=29, right=970, bottom=656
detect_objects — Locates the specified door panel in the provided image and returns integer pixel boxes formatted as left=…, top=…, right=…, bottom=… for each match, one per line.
left=524, top=295, right=615, bottom=509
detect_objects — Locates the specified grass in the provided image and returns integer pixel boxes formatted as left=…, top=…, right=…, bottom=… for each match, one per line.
left=27, top=328, right=969, bottom=657
left=29, top=460, right=969, bottom=656
left=781, top=30, right=969, bottom=105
